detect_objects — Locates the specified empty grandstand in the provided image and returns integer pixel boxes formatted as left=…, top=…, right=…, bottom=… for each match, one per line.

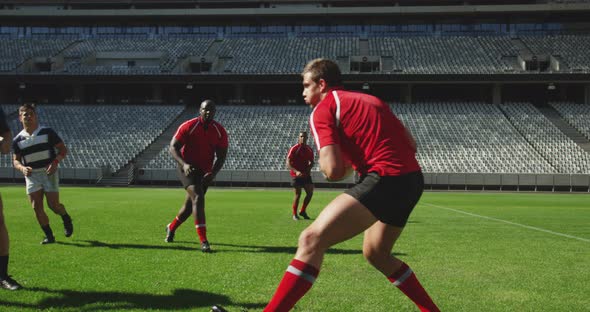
left=0, top=0, right=589, bottom=190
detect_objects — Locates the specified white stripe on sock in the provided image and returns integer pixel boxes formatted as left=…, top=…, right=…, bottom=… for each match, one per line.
left=392, top=268, right=413, bottom=286
left=286, top=265, right=316, bottom=284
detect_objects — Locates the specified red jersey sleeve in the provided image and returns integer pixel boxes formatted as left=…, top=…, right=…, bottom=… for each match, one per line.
left=214, top=123, right=229, bottom=149
left=173, top=121, right=189, bottom=145
left=306, top=146, right=315, bottom=162
left=287, top=145, right=296, bottom=160
left=310, top=101, right=340, bottom=151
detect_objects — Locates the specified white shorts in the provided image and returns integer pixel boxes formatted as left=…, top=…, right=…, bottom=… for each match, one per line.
left=25, top=169, right=60, bottom=194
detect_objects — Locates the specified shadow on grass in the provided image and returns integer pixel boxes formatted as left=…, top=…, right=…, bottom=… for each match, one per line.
left=214, top=243, right=407, bottom=256
left=0, top=287, right=265, bottom=311
left=57, top=240, right=406, bottom=257
left=57, top=240, right=197, bottom=251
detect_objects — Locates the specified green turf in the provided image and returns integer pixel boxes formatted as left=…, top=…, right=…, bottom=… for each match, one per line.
left=0, top=186, right=588, bottom=311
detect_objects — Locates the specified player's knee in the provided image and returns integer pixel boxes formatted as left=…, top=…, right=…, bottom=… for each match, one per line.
left=31, top=201, right=44, bottom=211
left=297, top=228, right=322, bottom=253
left=363, top=246, right=388, bottom=266
left=33, top=209, right=47, bottom=218
left=50, top=203, right=64, bottom=213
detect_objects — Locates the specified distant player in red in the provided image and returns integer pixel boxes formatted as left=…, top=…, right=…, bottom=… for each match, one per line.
left=164, top=99, right=228, bottom=253
left=286, top=131, right=314, bottom=220
left=264, top=59, right=440, bottom=311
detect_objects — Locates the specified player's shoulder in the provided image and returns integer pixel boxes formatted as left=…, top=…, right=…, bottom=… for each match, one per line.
left=212, top=119, right=226, bottom=129
left=38, top=126, right=57, bottom=133
left=13, top=128, right=28, bottom=140
left=179, top=117, right=198, bottom=128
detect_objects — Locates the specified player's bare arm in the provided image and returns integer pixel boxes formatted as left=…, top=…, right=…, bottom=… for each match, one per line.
left=46, top=142, right=67, bottom=175
left=169, top=137, right=192, bottom=176
left=204, top=147, right=228, bottom=185
left=13, top=153, right=32, bottom=177
left=319, top=144, right=352, bottom=181
left=307, top=159, right=314, bottom=175
left=0, top=130, right=11, bottom=154
left=286, top=157, right=301, bottom=176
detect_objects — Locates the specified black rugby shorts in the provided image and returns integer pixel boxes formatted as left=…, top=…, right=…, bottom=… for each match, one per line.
left=344, top=171, right=424, bottom=227
left=176, top=165, right=209, bottom=193
left=291, top=176, right=313, bottom=187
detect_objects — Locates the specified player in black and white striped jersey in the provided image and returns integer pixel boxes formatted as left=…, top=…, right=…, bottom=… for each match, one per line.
left=12, top=103, right=73, bottom=245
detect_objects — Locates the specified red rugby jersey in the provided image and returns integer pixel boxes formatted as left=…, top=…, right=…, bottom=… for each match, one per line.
left=309, top=89, right=420, bottom=176
left=173, top=116, right=229, bottom=173
left=287, top=143, right=314, bottom=178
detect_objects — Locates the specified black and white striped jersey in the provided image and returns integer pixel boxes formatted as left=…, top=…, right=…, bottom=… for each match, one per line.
left=12, top=126, right=63, bottom=169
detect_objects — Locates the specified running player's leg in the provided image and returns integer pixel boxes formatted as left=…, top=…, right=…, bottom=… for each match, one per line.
left=0, top=195, right=8, bottom=258
left=291, top=184, right=302, bottom=220
left=45, top=191, right=73, bottom=237
left=29, top=190, right=54, bottom=244
left=299, top=182, right=314, bottom=219
left=167, top=166, right=196, bottom=242
left=265, top=193, right=376, bottom=311
left=0, top=195, right=21, bottom=290
left=363, top=222, right=439, bottom=312
left=169, top=194, right=192, bottom=231
left=187, top=183, right=209, bottom=251
left=0, top=195, right=9, bottom=274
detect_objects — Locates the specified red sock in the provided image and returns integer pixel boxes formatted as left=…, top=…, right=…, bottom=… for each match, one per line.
left=292, top=202, right=298, bottom=216
left=300, top=203, right=308, bottom=214
left=169, top=217, right=182, bottom=232
left=264, top=259, right=319, bottom=312
left=388, top=262, right=440, bottom=312
left=195, top=222, right=207, bottom=242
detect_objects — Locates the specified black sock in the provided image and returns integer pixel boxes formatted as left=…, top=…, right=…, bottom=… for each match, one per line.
left=61, top=213, right=72, bottom=223
left=0, top=255, right=8, bottom=279
left=41, top=224, right=54, bottom=238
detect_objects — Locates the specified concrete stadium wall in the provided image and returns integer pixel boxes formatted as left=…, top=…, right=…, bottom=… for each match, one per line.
left=136, top=169, right=590, bottom=191
left=0, top=167, right=100, bottom=184
left=136, top=170, right=355, bottom=186
left=1, top=168, right=588, bottom=191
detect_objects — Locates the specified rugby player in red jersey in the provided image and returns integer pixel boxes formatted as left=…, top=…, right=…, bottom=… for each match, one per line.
left=286, top=131, right=314, bottom=220
left=164, top=99, right=228, bottom=253
left=264, top=59, right=440, bottom=312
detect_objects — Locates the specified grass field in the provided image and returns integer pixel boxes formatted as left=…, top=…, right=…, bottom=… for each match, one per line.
left=0, top=186, right=588, bottom=311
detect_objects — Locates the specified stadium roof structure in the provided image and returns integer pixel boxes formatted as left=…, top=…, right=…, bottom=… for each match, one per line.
left=0, top=0, right=589, bottom=20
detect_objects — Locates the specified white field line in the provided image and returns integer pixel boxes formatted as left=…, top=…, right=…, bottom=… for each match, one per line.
left=423, top=202, right=590, bottom=243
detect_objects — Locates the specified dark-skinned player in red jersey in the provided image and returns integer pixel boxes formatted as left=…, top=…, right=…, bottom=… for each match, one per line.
left=286, top=131, right=315, bottom=221
left=262, top=59, right=440, bottom=312
left=165, top=99, right=228, bottom=253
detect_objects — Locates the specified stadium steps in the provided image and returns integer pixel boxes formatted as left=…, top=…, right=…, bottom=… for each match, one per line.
left=537, top=106, right=590, bottom=153
left=96, top=175, right=129, bottom=187
left=131, top=105, right=198, bottom=171
left=96, top=106, right=195, bottom=186
left=206, top=39, right=224, bottom=72
left=496, top=104, right=557, bottom=171
left=359, top=39, right=369, bottom=55
left=205, top=39, right=222, bottom=57
left=511, top=37, right=534, bottom=58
